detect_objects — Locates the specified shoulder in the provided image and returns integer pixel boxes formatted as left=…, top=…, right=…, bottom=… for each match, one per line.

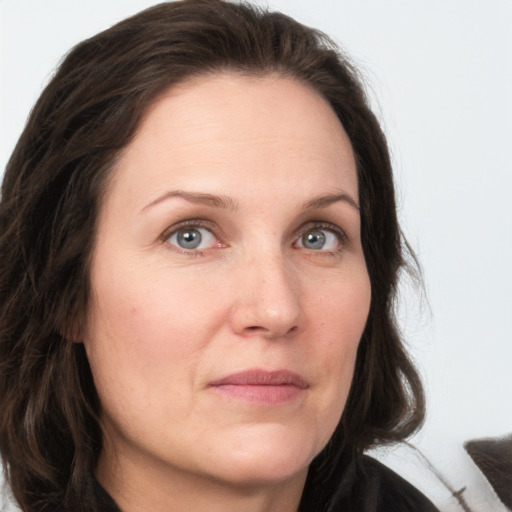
left=358, top=455, right=439, bottom=511
left=328, top=454, right=440, bottom=512
left=354, top=455, right=439, bottom=512
left=46, top=479, right=121, bottom=512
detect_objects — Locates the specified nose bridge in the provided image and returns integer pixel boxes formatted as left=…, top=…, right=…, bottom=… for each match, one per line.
left=231, top=243, right=302, bottom=338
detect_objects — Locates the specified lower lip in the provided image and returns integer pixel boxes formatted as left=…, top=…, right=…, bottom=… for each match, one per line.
left=210, top=384, right=305, bottom=404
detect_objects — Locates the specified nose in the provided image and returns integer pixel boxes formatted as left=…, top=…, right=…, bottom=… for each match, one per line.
left=230, top=252, right=303, bottom=340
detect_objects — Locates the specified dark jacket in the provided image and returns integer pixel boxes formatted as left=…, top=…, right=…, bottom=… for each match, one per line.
left=90, top=455, right=439, bottom=512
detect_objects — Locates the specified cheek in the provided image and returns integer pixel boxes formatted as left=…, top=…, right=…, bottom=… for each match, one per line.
left=309, top=266, right=371, bottom=360
left=83, top=258, right=222, bottom=407
left=83, top=266, right=224, bottom=451
left=305, top=267, right=371, bottom=439
left=88, top=257, right=220, bottom=349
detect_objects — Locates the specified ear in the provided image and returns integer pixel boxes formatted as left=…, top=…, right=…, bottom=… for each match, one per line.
left=62, top=325, right=84, bottom=343
left=56, top=309, right=86, bottom=343
left=58, top=323, right=84, bottom=343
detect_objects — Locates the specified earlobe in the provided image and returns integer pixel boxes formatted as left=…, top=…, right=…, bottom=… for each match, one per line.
left=60, top=328, right=83, bottom=344
left=57, top=315, right=86, bottom=344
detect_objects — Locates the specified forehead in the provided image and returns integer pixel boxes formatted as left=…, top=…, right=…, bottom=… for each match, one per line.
left=106, top=73, right=358, bottom=209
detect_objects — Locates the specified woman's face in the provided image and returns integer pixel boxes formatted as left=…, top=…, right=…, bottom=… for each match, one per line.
left=84, top=74, right=371, bottom=501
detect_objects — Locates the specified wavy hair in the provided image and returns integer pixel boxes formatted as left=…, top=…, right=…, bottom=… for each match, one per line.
left=0, top=1, right=424, bottom=510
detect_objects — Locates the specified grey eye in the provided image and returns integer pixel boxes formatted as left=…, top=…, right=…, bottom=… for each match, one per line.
left=301, top=229, right=326, bottom=250
left=176, top=229, right=202, bottom=249
left=297, top=228, right=340, bottom=251
left=168, top=227, right=217, bottom=250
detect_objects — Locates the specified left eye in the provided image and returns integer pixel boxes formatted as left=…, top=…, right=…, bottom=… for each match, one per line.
left=167, top=227, right=217, bottom=250
left=296, top=228, right=340, bottom=251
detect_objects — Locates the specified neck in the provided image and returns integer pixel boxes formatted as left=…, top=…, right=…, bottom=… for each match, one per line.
left=96, top=447, right=307, bottom=512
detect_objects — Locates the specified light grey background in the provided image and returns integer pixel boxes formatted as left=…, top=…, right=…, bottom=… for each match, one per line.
left=1, top=1, right=511, bottom=511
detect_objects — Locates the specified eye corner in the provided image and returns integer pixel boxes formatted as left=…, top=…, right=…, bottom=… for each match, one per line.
left=161, top=219, right=226, bottom=255
left=294, top=222, right=348, bottom=253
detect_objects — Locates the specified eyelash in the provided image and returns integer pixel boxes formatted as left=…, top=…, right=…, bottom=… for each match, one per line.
left=160, top=219, right=222, bottom=256
left=294, top=221, right=348, bottom=255
left=160, top=219, right=348, bottom=256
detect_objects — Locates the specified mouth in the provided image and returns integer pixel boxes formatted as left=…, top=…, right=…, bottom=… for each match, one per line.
left=208, top=369, right=309, bottom=404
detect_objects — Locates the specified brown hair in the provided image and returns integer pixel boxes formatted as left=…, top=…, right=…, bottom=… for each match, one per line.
left=0, top=1, right=424, bottom=510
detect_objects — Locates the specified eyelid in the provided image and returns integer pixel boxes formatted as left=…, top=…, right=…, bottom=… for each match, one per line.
left=294, top=221, right=349, bottom=249
left=159, top=218, right=348, bottom=255
left=160, top=218, right=225, bottom=252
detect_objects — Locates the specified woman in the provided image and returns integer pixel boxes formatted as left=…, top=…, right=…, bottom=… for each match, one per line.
left=0, top=1, right=438, bottom=511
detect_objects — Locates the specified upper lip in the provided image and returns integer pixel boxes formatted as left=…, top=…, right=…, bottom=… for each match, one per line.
left=208, top=369, right=309, bottom=389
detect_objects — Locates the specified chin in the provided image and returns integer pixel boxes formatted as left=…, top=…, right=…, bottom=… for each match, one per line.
left=203, top=426, right=321, bottom=486
left=215, top=455, right=310, bottom=488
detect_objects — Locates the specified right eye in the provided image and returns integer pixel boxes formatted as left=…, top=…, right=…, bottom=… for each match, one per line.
left=166, top=226, right=218, bottom=251
left=296, top=228, right=339, bottom=251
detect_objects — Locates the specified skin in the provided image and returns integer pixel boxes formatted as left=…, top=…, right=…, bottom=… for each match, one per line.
left=84, top=73, right=371, bottom=512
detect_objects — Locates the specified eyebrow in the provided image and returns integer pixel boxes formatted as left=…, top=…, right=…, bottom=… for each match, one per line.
left=301, top=192, right=360, bottom=212
left=141, top=189, right=359, bottom=214
left=141, top=190, right=239, bottom=213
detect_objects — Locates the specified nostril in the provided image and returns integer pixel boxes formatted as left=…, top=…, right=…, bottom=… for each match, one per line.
left=244, top=324, right=298, bottom=337
left=246, top=325, right=266, bottom=332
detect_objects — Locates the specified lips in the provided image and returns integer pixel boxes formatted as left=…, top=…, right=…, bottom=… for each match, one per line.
left=208, top=369, right=309, bottom=404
